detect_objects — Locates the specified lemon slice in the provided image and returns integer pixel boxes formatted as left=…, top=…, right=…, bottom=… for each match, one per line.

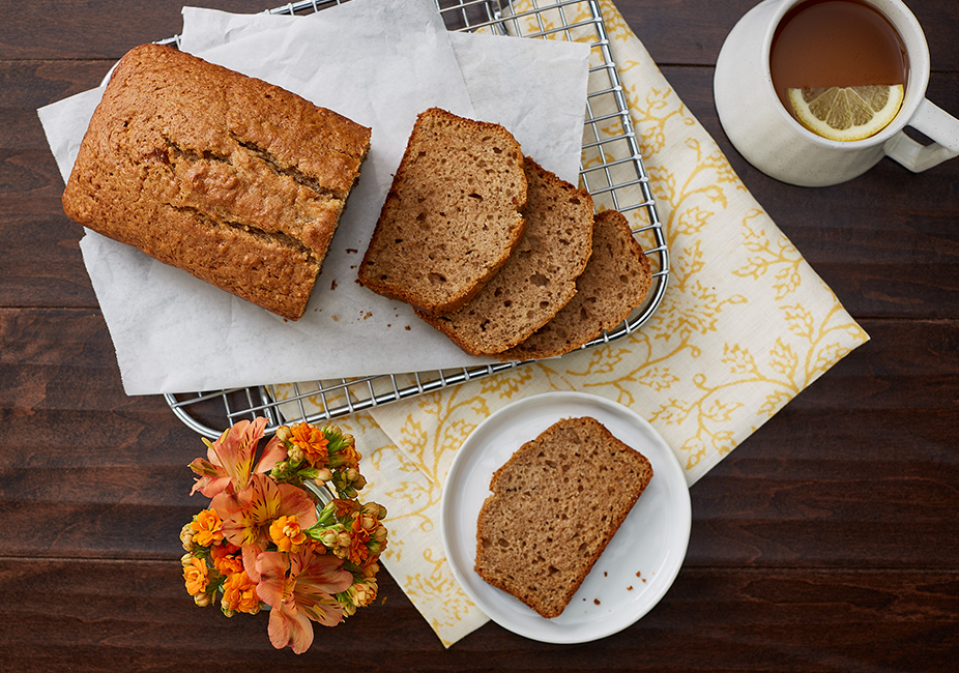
left=787, top=84, right=904, bottom=141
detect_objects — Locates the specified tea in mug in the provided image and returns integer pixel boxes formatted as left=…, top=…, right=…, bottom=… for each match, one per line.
left=770, top=0, right=908, bottom=141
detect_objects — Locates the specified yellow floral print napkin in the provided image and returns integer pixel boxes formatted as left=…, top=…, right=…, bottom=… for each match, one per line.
left=275, top=0, right=868, bottom=646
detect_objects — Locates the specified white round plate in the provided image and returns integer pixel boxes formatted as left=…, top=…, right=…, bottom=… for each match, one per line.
left=441, top=391, right=691, bottom=644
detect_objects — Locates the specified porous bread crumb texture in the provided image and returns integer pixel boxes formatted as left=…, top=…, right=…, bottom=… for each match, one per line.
left=358, top=107, right=528, bottom=315
left=417, top=156, right=594, bottom=355
left=61, top=43, right=371, bottom=321
left=474, top=416, right=653, bottom=619
left=496, top=209, right=652, bottom=361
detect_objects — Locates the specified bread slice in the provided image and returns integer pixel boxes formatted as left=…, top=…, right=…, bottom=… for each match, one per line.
left=495, top=209, right=652, bottom=361
left=358, top=108, right=528, bottom=315
left=416, top=157, right=594, bottom=355
left=62, top=44, right=371, bottom=321
left=474, top=416, right=653, bottom=619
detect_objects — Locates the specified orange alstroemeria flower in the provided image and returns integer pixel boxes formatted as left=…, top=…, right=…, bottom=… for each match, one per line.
left=289, top=422, right=329, bottom=467
left=256, top=547, right=353, bottom=655
left=212, top=473, right=318, bottom=581
left=189, top=418, right=288, bottom=498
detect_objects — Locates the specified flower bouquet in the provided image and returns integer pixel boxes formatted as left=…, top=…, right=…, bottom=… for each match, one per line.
left=179, top=417, right=388, bottom=654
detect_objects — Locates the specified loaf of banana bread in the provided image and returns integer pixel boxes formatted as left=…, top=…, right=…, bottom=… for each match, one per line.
left=62, top=43, right=371, bottom=321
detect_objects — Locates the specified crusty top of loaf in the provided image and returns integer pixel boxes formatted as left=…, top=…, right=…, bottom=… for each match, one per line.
left=358, top=108, right=528, bottom=315
left=417, top=156, right=594, bottom=355
left=496, top=209, right=652, bottom=361
left=61, top=43, right=371, bottom=321
left=474, top=416, right=653, bottom=619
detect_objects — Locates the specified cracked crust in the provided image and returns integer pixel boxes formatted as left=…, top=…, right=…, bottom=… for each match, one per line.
left=61, top=43, right=371, bottom=321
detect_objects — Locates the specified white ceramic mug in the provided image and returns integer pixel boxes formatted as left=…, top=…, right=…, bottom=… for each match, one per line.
left=714, top=0, right=959, bottom=187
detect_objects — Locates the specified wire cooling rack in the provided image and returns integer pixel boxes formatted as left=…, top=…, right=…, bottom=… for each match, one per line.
left=162, top=0, right=669, bottom=438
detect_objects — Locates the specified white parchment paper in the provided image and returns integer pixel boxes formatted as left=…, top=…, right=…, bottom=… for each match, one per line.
left=38, top=0, right=590, bottom=395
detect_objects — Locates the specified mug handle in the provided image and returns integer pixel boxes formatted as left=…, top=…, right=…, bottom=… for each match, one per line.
left=884, top=99, right=959, bottom=173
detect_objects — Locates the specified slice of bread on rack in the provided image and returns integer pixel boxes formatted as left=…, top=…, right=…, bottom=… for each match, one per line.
left=495, top=209, right=653, bottom=361
left=416, top=156, right=594, bottom=355
left=358, top=108, right=528, bottom=315
left=474, top=416, right=653, bottom=619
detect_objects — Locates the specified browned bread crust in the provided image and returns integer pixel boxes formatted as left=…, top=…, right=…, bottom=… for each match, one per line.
left=496, top=209, right=652, bottom=361
left=61, top=43, right=371, bottom=321
left=358, top=108, right=528, bottom=315
left=474, top=416, right=653, bottom=618
left=416, top=156, right=594, bottom=355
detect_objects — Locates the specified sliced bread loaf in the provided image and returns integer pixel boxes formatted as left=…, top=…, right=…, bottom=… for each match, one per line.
left=358, top=108, right=528, bottom=315
left=495, top=209, right=652, bottom=361
left=416, top=157, right=594, bottom=355
left=474, top=416, right=653, bottom=619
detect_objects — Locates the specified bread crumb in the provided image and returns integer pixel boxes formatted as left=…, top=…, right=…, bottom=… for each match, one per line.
left=627, top=586, right=633, bottom=591
left=346, top=248, right=358, bottom=254
left=331, top=279, right=338, bottom=291
left=593, top=598, right=601, bottom=605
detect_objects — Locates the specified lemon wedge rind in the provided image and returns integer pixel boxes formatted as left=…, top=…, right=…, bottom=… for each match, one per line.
left=787, top=84, right=904, bottom=142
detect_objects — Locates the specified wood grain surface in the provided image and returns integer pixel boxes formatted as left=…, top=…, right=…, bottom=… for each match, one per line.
left=1, top=1, right=957, bottom=671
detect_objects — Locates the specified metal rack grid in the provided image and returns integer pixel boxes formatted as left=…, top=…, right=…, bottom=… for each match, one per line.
left=162, top=0, right=669, bottom=438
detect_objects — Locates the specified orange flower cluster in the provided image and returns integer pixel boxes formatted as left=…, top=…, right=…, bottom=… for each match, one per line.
left=288, top=422, right=329, bottom=466
left=180, top=418, right=388, bottom=655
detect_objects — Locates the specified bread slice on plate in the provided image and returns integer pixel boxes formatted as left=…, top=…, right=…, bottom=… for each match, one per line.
left=474, top=416, right=653, bottom=619
left=417, top=156, right=594, bottom=355
left=495, top=209, right=652, bottom=361
left=358, top=107, right=528, bottom=315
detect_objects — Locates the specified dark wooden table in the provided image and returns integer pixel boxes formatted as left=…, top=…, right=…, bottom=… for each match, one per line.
left=2, top=1, right=957, bottom=671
